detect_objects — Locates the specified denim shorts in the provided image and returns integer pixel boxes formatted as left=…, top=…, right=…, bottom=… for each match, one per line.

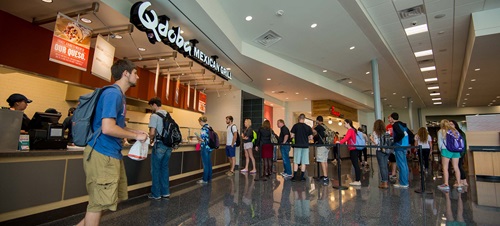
left=294, top=147, right=310, bottom=165
left=226, top=145, right=236, bottom=157
left=441, top=148, right=461, bottom=159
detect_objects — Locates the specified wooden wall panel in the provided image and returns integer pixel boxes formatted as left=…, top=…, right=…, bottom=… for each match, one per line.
left=311, top=100, right=358, bottom=121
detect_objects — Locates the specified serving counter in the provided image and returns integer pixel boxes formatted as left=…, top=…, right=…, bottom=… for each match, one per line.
left=470, top=146, right=500, bottom=207
left=0, top=144, right=229, bottom=223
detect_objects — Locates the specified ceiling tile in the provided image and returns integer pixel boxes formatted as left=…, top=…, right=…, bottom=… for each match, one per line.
left=456, top=1, right=485, bottom=16
left=484, top=0, right=500, bottom=9
left=360, top=0, right=392, bottom=8
left=425, top=0, right=453, bottom=13
left=393, top=0, right=424, bottom=11
left=366, top=2, right=396, bottom=18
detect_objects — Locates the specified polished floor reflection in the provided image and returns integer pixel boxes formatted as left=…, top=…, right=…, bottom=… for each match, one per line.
left=44, top=156, right=500, bottom=225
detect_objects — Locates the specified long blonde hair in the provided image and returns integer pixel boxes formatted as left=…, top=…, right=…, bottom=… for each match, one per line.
left=439, top=119, right=457, bottom=137
left=417, top=127, right=428, bottom=143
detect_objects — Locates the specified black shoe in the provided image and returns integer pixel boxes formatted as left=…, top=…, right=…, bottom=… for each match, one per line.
left=300, top=172, right=306, bottom=181
left=291, top=172, right=298, bottom=182
left=323, top=177, right=329, bottom=185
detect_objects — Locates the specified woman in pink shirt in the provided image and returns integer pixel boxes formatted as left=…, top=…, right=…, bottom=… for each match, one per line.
left=337, top=119, right=360, bottom=186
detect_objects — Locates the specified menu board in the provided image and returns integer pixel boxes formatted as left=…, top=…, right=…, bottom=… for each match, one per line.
left=198, top=91, right=206, bottom=113
left=49, top=13, right=92, bottom=71
left=91, top=35, right=115, bottom=81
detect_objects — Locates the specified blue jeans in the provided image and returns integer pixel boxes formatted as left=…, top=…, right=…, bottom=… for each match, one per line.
left=376, top=150, right=390, bottom=182
left=281, top=145, right=292, bottom=175
left=151, top=142, right=172, bottom=197
left=201, top=148, right=212, bottom=182
left=394, top=147, right=409, bottom=186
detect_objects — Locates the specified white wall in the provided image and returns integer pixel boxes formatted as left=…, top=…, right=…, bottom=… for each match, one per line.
left=272, top=105, right=285, bottom=135
left=285, top=100, right=312, bottom=126
left=205, top=90, right=242, bottom=132
left=357, top=110, right=375, bottom=134
left=420, top=106, right=500, bottom=126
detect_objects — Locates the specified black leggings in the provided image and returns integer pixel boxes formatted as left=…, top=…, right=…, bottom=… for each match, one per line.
left=333, top=147, right=339, bottom=160
left=458, top=155, right=466, bottom=180
left=350, top=150, right=361, bottom=181
left=358, top=148, right=368, bottom=162
left=418, top=148, right=430, bottom=170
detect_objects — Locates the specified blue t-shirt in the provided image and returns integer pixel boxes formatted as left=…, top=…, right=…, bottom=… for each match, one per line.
left=88, top=85, right=126, bottom=159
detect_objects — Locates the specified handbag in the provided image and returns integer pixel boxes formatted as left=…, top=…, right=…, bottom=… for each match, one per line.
left=271, top=132, right=278, bottom=144
left=128, top=138, right=150, bottom=161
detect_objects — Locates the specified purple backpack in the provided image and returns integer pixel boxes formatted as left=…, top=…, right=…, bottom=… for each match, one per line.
left=445, top=130, right=464, bottom=152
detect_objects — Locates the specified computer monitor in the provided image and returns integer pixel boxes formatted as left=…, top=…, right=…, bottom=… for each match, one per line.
left=29, top=112, right=61, bottom=130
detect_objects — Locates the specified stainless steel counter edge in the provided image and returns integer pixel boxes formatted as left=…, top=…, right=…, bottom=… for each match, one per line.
left=469, top=146, right=500, bottom=152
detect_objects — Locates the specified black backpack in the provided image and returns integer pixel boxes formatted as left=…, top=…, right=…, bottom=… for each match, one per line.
left=230, top=124, right=240, bottom=147
left=156, top=113, right=182, bottom=149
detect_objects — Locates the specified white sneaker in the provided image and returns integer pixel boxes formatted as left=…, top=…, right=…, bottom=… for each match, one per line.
left=196, top=180, right=208, bottom=184
left=349, top=181, right=361, bottom=186
left=394, top=184, right=409, bottom=188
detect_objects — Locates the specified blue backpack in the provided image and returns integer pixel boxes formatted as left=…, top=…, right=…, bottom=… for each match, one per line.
left=355, top=131, right=365, bottom=150
left=71, top=85, right=118, bottom=147
left=445, top=130, right=465, bottom=152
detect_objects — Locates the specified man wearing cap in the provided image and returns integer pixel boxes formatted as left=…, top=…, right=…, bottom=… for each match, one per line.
left=6, top=93, right=32, bottom=132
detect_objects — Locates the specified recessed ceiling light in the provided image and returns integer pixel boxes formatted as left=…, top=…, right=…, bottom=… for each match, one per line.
left=304, top=98, right=308, bottom=100
left=138, top=47, right=146, bottom=51
left=466, top=93, right=470, bottom=96
left=348, top=81, right=353, bottom=84
left=349, top=46, right=355, bottom=50
left=389, top=104, right=392, bottom=107
left=112, top=34, right=123, bottom=39
left=226, top=68, right=231, bottom=71
left=463, top=102, right=466, bottom=104
left=383, top=98, right=387, bottom=101
left=428, top=86, right=439, bottom=90
left=432, top=98, right=441, bottom=101
left=405, top=24, right=428, bottom=36
left=180, top=30, right=184, bottom=34
left=402, top=96, right=406, bottom=98
left=393, top=92, right=396, bottom=95
left=245, top=16, right=252, bottom=21
left=80, top=17, right=92, bottom=24
left=464, top=98, right=468, bottom=101
left=420, top=66, right=436, bottom=72
left=311, top=23, right=317, bottom=28
left=414, top=49, right=433, bottom=57
left=471, top=79, right=476, bottom=82
left=267, top=78, right=271, bottom=81
left=424, top=78, right=438, bottom=82
left=493, top=100, right=497, bottom=102
left=159, top=58, right=166, bottom=61
left=371, top=92, right=374, bottom=95
left=366, top=71, right=370, bottom=74
left=286, top=97, right=289, bottom=100
left=434, top=14, right=446, bottom=19
left=41, top=0, right=52, bottom=3
left=433, top=102, right=442, bottom=105
left=468, top=87, right=472, bottom=90
left=497, top=96, right=500, bottom=98
left=474, top=68, right=480, bottom=71
left=295, top=92, right=299, bottom=95
left=438, top=31, right=445, bottom=35
left=430, top=93, right=440, bottom=96
left=323, top=70, right=327, bottom=73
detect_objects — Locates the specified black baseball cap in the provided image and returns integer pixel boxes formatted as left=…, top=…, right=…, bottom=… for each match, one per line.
left=6, top=93, right=32, bottom=106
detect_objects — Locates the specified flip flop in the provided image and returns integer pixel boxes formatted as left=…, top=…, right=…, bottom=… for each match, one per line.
left=240, top=169, right=248, bottom=172
left=249, top=171, right=256, bottom=174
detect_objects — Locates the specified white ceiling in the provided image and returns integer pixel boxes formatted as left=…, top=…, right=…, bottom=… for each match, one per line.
left=0, top=0, right=499, bottom=111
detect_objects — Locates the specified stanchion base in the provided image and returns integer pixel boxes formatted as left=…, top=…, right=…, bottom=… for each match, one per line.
left=333, top=185, right=349, bottom=190
left=414, top=189, right=433, bottom=194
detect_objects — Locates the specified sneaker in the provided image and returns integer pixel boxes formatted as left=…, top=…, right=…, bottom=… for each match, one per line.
left=322, top=177, right=329, bottom=185
left=161, top=194, right=170, bottom=199
left=437, top=184, right=449, bottom=191
left=349, top=181, right=361, bottom=186
left=196, top=180, right=208, bottom=184
left=148, top=194, right=161, bottom=200
left=393, top=184, right=409, bottom=189
left=284, top=174, right=293, bottom=179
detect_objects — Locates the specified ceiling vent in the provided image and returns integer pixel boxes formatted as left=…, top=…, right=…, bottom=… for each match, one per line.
left=274, top=90, right=286, bottom=94
left=398, top=5, right=425, bottom=19
left=254, top=30, right=282, bottom=47
left=418, top=59, right=434, bottom=65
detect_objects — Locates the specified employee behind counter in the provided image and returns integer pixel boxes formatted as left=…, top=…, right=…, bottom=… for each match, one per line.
left=5, top=93, right=73, bottom=150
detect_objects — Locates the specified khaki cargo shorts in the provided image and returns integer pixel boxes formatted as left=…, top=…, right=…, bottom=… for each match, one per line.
left=83, top=145, right=128, bottom=212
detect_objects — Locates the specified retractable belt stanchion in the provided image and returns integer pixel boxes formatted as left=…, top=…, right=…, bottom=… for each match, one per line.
left=254, top=145, right=266, bottom=181
left=415, top=145, right=432, bottom=194
left=313, top=146, right=321, bottom=180
left=332, top=143, right=348, bottom=190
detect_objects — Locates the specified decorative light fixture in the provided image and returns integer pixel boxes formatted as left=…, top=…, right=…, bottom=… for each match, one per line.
left=338, top=120, right=343, bottom=126
left=328, top=118, right=333, bottom=124
left=405, top=24, right=428, bottom=36
left=245, top=16, right=253, bottom=21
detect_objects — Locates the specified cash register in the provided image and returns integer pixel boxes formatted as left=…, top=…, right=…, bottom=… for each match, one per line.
left=28, top=112, right=67, bottom=150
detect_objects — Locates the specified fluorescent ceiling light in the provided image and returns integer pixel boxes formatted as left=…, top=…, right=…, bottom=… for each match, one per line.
left=474, top=68, right=480, bottom=71
left=414, top=49, right=433, bottom=57
left=428, top=86, right=439, bottom=90
left=432, top=98, right=441, bottom=101
left=245, top=16, right=252, bottom=21
left=420, top=66, right=436, bottom=72
left=466, top=93, right=470, bottom=96
left=430, top=93, right=440, bottom=96
left=471, top=79, right=476, bottom=82
left=468, top=87, right=472, bottom=90
left=424, top=78, right=438, bottom=82
left=433, top=102, right=442, bottom=105
left=405, top=24, right=428, bottom=36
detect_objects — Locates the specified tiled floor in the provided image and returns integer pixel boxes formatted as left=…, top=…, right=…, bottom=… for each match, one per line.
left=43, top=157, right=500, bottom=225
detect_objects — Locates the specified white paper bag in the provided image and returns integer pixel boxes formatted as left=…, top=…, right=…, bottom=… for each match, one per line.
left=128, top=138, right=150, bottom=161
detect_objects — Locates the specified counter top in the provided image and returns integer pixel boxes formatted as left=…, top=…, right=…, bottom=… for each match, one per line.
left=0, top=143, right=199, bottom=157
left=469, top=146, right=500, bottom=152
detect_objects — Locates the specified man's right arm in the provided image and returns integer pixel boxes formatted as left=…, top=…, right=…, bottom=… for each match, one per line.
left=102, top=118, right=147, bottom=141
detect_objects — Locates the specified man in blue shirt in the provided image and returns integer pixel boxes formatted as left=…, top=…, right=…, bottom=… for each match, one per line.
left=78, top=59, right=148, bottom=226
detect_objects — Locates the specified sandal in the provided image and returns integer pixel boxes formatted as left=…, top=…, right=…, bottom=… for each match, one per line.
left=240, top=169, right=248, bottom=172
left=249, top=171, right=256, bottom=174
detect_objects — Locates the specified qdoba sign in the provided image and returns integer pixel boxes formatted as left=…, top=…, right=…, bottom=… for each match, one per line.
left=130, top=1, right=232, bottom=80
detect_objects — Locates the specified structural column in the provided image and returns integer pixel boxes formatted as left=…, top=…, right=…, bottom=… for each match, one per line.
left=371, top=59, right=383, bottom=120
left=408, top=97, right=414, bottom=130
